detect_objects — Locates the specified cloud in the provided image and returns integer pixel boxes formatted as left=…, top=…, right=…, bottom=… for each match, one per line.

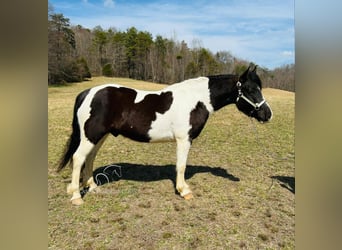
left=52, top=0, right=294, bottom=69
left=282, top=51, right=294, bottom=57
left=103, top=0, right=115, bottom=8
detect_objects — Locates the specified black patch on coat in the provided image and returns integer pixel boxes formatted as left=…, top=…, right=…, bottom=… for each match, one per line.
left=84, top=86, right=173, bottom=144
left=207, top=74, right=239, bottom=111
left=188, top=101, right=209, bottom=141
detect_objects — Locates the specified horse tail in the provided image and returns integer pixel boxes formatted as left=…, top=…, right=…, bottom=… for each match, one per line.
left=57, top=89, right=90, bottom=172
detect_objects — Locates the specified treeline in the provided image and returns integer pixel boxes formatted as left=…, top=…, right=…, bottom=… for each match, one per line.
left=48, top=6, right=294, bottom=92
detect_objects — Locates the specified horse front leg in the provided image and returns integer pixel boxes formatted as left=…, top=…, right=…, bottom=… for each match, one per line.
left=175, top=138, right=193, bottom=200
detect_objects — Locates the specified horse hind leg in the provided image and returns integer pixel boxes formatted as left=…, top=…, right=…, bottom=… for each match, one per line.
left=67, top=139, right=95, bottom=205
left=81, top=135, right=108, bottom=193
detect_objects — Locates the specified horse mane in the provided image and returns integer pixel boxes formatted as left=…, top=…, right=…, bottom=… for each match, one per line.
left=207, top=72, right=262, bottom=89
left=206, top=74, right=238, bottom=80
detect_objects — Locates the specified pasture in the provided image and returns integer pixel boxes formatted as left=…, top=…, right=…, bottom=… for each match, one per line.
left=48, top=77, right=294, bottom=249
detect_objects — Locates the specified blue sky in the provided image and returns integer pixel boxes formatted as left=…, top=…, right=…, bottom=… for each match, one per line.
left=50, top=0, right=294, bottom=69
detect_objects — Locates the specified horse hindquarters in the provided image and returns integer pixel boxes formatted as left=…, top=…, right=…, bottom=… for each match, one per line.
left=60, top=87, right=109, bottom=205
left=57, top=89, right=91, bottom=173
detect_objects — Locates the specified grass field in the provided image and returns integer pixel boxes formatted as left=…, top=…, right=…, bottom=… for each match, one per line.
left=48, top=77, right=294, bottom=249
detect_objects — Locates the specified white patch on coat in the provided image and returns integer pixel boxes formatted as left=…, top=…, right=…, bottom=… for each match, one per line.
left=77, top=84, right=118, bottom=144
left=148, top=77, right=213, bottom=142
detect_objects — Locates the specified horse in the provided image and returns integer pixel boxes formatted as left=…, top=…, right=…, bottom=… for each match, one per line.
left=57, top=66, right=273, bottom=205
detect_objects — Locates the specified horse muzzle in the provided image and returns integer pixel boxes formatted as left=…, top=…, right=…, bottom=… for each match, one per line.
left=252, top=103, right=273, bottom=123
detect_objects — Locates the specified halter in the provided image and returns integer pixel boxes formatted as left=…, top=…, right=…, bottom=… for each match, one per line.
left=236, top=81, right=266, bottom=111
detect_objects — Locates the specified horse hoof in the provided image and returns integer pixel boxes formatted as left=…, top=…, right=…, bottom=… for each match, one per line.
left=71, top=198, right=84, bottom=206
left=183, top=193, right=193, bottom=200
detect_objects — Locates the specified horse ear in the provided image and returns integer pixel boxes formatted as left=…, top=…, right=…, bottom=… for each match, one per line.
left=252, top=65, right=258, bottom=72
left=239, top=66, right=250, bottom=82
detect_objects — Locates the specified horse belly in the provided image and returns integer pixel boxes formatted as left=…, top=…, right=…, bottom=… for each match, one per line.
left=148, top=124, right=175, bottom=142
left=147, top=112, right=174, bottom=142
left=148, top=112, right=190, bottom=142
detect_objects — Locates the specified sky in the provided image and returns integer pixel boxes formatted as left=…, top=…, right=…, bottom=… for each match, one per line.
left=49, top=0, right=294, bottom=69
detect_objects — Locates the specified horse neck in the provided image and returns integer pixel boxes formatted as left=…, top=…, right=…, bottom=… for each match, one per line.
left=208, top=75, right=239, bottom=111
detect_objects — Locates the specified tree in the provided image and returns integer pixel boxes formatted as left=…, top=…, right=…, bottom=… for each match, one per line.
left=92, top=26, right=109, bottom=74
left=110, top=31, right=128, bottom=77
left=135, top=30, right=153, bottom=80
left=150, top=35, right=167, bottom=82
left=48, top=7, right=92, bottom=84
left=48, top=12, right=76, bottom=84
left=72, top=25, right=98, bottom=79
left=175, top=40, right=190, bottom=81
left=124, top=27, right=153, bottom=80
left=124, top=27, right=138, bottom=78
left=234, top=62, right=249, bottom=75
left=262, top=64, right=295, bottom=91
left=215, top=51, right=234, bottom=73
left=102, top=63, right=114, bottom=77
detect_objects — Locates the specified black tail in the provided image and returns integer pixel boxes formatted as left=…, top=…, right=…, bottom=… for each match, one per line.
left=57, top=89, right=90, bottom=172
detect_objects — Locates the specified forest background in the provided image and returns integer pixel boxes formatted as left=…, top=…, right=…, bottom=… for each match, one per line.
left=48, top=4, right=294, bottom=92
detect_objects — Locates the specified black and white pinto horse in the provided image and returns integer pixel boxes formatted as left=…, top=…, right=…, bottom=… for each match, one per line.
left=58, top=66, right=272, bottom=205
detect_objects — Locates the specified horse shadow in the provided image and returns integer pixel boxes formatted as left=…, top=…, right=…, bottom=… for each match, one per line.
left=271, top=176, right=295, bottom=194
left=81, top=163, right=240, bottom=197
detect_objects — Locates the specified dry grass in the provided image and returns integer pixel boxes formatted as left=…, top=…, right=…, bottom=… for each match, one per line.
left=48, top=77, right=294, bottom=249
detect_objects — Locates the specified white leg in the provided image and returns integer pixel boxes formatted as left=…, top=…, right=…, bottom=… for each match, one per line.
left=175, top=138, right=193, bottom=199
left=67, top=140, right=94, bottom=205
left=82, top=135, right=107, bottom=192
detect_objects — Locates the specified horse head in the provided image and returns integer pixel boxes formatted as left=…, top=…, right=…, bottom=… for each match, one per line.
left=235, top=66, right=273, bottom=123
